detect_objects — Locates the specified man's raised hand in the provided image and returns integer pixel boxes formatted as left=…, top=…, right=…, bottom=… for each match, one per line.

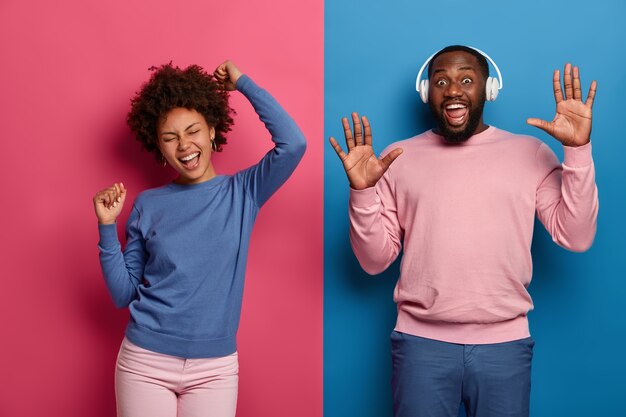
left=329, top=112, right=402, bottom=190
left=527, top=63, right=597, bottom=147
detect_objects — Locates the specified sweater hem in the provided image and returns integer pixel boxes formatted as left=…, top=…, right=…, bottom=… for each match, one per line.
left=395, top=311, right=530, bottom=345
left=126, top=321, right=237, bottom=359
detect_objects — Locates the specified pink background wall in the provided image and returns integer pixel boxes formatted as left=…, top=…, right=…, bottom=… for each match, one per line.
left=0, top=1, right=323, bottom=416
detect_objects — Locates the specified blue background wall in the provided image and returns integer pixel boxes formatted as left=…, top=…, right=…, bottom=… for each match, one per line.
left=324, top=1, right=626, bottom=416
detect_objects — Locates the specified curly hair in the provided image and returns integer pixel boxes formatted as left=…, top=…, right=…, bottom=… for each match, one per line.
left=127, top=63, right=235, bottom=161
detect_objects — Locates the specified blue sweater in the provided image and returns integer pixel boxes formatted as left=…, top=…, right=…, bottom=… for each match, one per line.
left=98, top=75, right=306, bottom=358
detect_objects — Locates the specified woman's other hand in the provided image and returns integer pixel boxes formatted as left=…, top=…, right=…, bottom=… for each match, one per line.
left=93, top=182, right=127, bottom=225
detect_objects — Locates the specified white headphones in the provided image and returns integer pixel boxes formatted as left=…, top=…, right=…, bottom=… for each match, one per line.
left=415, top=46, right=503, bottom=103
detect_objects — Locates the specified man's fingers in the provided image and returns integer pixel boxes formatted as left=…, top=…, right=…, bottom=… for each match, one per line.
left=329, top=137, right=348, bottom=161
left=380, top=148, right=403, bottom=169
left=585, top=80, right=597, bottom=109
left=342, top=117, right=355, bottom=150
left=352, top=112, right=363, bottom=145
left=363, top=116, right=373, bottom=146
left=553, top=70, right=563, bottom=104
left=563, top=63, right=573, bottom=100
left=526, top=118, right=553, bottom=135
left=572, top=66, right=582, bottom=101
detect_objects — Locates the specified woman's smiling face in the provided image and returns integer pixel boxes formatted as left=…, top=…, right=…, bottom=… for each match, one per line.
left=158, top=107, right=217, bottom=185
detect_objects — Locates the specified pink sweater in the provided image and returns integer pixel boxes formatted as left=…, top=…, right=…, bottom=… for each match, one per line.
left=349, top=126, right=598, bottom=344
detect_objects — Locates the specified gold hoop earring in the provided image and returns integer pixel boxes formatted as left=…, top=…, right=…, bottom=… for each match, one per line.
left=211, top=140, right=217, bottom=152
left=159, top=155, right=167, bottom=167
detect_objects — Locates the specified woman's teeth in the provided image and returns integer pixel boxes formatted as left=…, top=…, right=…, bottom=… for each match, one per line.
left=179, top=152, right=200, bottom=163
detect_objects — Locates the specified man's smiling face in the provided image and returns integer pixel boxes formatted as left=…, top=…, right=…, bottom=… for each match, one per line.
left=428, top=50, right=488, bottom=143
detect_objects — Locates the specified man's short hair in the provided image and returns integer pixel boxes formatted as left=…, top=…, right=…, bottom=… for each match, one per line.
left=427, top=45, right=489, bottom=80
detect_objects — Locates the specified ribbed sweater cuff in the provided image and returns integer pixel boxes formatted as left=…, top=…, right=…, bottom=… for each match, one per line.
left=98, top=223, right=119, bottom=249
left=349, top=187, right=379, bottom=208
left=235, top=74, right=255, bottom=95
left=563, top=141, right=593, bottom=168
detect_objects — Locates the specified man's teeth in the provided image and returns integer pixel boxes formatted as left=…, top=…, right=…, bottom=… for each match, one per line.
left=446, top=103, right=467, bottom=109
left=180, top=152, right=199, bottom=162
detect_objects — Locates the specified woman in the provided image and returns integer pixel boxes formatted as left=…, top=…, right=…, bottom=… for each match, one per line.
left=93, top=60, right=306, bottom=417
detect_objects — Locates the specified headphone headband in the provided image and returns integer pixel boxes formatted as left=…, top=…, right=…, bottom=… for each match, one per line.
left=415, top=46, right=503, bottom=102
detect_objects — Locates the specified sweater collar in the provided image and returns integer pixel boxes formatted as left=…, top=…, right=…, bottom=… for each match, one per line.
left=427, top=125, right=498, bottom=146
left=165, top=175, right=228, bottom=191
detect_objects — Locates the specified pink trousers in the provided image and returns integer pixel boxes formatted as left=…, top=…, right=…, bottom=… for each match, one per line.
left=115, top=337, right=239, bottom=417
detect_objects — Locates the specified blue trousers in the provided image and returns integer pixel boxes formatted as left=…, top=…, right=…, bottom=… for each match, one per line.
left=391, top=331, right=534, bottom=417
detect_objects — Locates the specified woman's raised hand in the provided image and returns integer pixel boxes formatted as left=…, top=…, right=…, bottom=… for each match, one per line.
left=93, top=182, right=127, bottom=225
left=214, top=60, right=243, bottom=91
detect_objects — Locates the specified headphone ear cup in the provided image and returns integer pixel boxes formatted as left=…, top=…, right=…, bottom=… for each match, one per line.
left=485, top=77, right=499, bottom=101
left=419, top=79, right=429, bottom=103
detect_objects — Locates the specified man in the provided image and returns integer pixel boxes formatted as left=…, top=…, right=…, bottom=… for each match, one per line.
left=329, top=45, right=598, bottom=417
